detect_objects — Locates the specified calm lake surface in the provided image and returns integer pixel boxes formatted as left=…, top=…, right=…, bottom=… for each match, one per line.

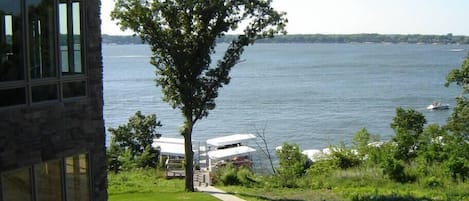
left=103, top=43, right=469, bottom=150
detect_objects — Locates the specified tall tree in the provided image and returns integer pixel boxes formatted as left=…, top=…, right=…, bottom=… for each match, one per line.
left=111, top=0, right=287, bottom=191
left=445, top=52, right=469, bottom=139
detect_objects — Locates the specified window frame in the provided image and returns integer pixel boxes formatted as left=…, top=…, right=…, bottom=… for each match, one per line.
left=59, top=0, right=85, bottom=76
left=64, top=153, right=92, bottom=201
left=1, top=167, right=34, bottom=201
left=0, top=153, right=92, bottom=201
left=0, top=0, right=88, bottom=110
left=60, top=0, right=87, bottom=101
left=34, top=159, right=64, bottom=201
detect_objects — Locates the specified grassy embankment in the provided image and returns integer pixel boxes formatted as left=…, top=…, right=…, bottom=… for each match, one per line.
left=107, top=167, right=468, bottom=201
left=218, top=166, right=469, bottom=201
left=108, top=169, right=219, bottom=201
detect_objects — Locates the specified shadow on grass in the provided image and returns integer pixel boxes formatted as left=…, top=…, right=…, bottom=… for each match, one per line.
left=229, top=192, right=438, bottom=201
left=234, top=192, right=305, bottom=201
left=351, top=194, right=436, bottom=201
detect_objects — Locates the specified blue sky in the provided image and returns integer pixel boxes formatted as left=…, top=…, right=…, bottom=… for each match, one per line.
left=101, top=0, right=469, bottom=35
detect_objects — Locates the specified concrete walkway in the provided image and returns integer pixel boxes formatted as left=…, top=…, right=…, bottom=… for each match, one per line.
left=196, top=186, right=246, bottom=201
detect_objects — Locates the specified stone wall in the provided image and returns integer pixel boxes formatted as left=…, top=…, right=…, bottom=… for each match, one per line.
left=0, top=0, right=106, bottom=200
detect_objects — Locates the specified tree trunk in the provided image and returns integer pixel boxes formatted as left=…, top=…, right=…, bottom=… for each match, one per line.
left=183, top=120, right=195, bottom=192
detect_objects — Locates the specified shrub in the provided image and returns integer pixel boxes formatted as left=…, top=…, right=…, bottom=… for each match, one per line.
left=417, top=124, right=449, bottom=165
left=423, top=176, right=443, bottom=188
left=330, top=145, right=362, bottom=169
left=275, top=143, right=310, bottom=188
left=381, top=157, right=415, bottom=183
left=107, top=144, right=124, bottom=173
left=220, top=168, right=239, bottom=186
left=352, top=128, right=380, bottom=158
left=107, top=111, right=162, bottom=172
left=445, top=156, right=469, bottom=182
left=276, top=143, right=310, bottom=177
left=135, top=145, right=159, bottom=169
left=236, top=166, right=256, bottom=187
left=307, top=160, right=334, bottom=177
left=215, top=163, right=256, bottom=186
left=390, top=107, right=426, bottom=162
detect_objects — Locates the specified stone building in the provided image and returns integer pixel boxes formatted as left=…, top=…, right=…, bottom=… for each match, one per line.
left=0, top=0, right=106, bottom=201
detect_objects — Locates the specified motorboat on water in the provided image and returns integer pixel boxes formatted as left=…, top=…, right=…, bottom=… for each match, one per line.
left=427, top=101, right=449, bottom=110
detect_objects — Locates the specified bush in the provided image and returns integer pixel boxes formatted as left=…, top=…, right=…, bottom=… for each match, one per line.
left=107, top=144, right=124, bottom=173
left=445, top=156, right=469, bottom=182
left=215, top=163, right=256, bottom=186
left=236, top=167, right=256, bottom=187
left=352, top=128, right=380, bottom=158
left=330, top=145, right=362, bottom=169
left=381, top=157, right=415, bottom=183
left=135, top=145, right=159, bottom=169
left=390, top=107, right=426, bottom=162
left=275, top=143, right=310, bottom=188
left=220, top=168, right=239, bottom=186
left=107, top=111, right=162, bottom=172
left=307, top=160, right=334, bottom=177
left=423, top=176, right=443, bottom=188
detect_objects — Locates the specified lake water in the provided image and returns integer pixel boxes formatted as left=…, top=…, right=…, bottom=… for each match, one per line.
left=103, top=43, right=468, bottom=150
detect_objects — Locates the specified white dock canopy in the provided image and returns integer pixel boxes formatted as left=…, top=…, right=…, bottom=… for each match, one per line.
left=207, top=146, right=256, bottom=160
left=152, top=137, right=185, bottom=157
left=154, top=137, right=184, bottom=144
left=206, top=134, right=256, bottom=147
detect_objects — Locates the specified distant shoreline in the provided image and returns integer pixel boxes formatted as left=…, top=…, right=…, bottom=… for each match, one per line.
left=102, top=33, right=469, bottom=45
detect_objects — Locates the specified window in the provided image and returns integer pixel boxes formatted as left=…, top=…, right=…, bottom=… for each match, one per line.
left=1, top=154, right=91, bottom=201
left=0, top=87, right=26, bottom=107
left=59, top=0, right=83, bottom=75
left=65, top=154, right=90, bottom=201
left=31, top=84, right=58, bottom=102
left=0, top=0, right=86, bottom=108
left=1, top=168, right=33, bottom=201
left=0, top=0, right=27, bottom=107
left=35, top=160, right=63, bottom=201
left=0, top=0, right=24, bottom=82
left=63, top=81, right=86, bottom=98
left=27, top=0, right=57, bottom=79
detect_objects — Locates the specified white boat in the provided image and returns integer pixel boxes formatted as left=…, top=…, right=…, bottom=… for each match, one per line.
left=449, top=48, right=464, bottom=52
left=427, top=101, right=449, bottom=110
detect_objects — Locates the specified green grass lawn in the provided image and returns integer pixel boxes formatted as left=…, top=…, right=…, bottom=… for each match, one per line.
left=217, top=167, right=469, bottom=201
left=108, top=169, right=219, bottom=201
left=107, top=168, right=468, bottom=201
left=110, top=192, right=219, bottom=201
left=220, top=185, right=345, bottom=201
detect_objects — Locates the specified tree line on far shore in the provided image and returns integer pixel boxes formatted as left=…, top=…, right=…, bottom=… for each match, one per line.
left=103, top=33, right=469, bottom=45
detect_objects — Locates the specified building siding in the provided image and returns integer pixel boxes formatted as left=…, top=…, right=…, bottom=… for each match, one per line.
left=0, top=0, right=106, bottom=200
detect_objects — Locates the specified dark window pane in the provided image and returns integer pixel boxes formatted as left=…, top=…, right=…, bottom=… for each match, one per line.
left=27, top=0, right=57, bottom=79
left=63, top=81, right=86, bottom=98
left=0, top=87, right=26, bottom=107
left=66, top=154, right=90, bottom=201
left=35, top=160, right=63, bottom=201
left=1, top=167, right=33, bottom=201
left=0, top=0, right=24, bottom=82
left=31, top=84, right=57, bottom=102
